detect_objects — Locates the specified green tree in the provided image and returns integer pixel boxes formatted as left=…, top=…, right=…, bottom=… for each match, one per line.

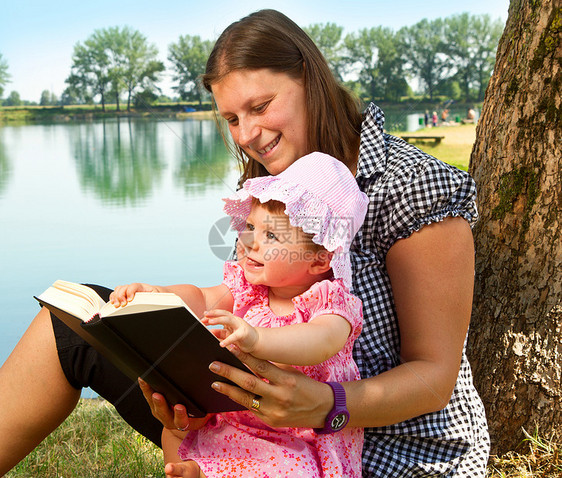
left=97, top=26, right=164, bottom=111
left=0, top=53, right=10, bottom=99
left=304, top=23, right=346, bottom=81
left=444, top=13, right=504, bottom=101
left=67, top=35, right=111, bottom=111
left=102, top=27, right=127, bottom=111
left=399, top=18, right=451, bottom=100
left=471, top=15, right=504, bottom=101
left=40, top=90, right=50, bottom=106
left=119, top=28, right=164, bottom=110
left=344, top=26, right=409, bottom=101
left=60, top=85, right=82, bottom=106
left=168, top=35, right=213, bottom=107
left=4, top=91, right=21, bottom=106
left=40, top=90, right=58, bottom=106
left=66, top=26, right=163, bottom=111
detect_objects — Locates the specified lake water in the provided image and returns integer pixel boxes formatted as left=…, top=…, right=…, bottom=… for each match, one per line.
left=0, top=117, right=240, bottom=396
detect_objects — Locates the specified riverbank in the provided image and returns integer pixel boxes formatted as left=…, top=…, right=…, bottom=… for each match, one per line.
left=0, top=103, right=215, bottom=124
left=0, top=100, right=481, bottom=126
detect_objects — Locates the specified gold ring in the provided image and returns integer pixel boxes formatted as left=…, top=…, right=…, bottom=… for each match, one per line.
left=251, top=397, right=260, bottom=411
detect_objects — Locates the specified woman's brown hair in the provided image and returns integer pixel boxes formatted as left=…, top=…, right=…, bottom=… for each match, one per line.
left=201, top=9, right=362, bottom=183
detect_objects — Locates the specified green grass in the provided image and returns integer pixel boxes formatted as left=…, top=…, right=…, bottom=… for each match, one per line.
left=409, top=137, right=473, bottom=171
left=390, top=123, right=477, bottom=172
left=6, top=399, right=164, bottom=478
left=6, top=399, right=560, bottom=477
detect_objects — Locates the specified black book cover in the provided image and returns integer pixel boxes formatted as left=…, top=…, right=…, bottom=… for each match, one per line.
left=37, top=298, right=247, bottom=417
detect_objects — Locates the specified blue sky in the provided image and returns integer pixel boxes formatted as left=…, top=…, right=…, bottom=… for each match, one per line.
left=1, top=0, right=510, bottom=102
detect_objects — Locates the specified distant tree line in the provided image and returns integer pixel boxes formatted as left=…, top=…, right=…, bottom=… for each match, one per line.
left=0, top=53, right=10, bottom=100
left=0, top=13, right=503, bottom=108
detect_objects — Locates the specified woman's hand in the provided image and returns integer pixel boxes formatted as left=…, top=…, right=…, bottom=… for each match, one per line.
left=208, top=348, right=333, bottom=429
left=110, top=283, right=162, bottom=307
left=138, top=378, right=211, bottom=432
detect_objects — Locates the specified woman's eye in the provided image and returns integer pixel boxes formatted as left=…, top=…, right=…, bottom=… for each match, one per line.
left=254, top=101, right=270, bottom=113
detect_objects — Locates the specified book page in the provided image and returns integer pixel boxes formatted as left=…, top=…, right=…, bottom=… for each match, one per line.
left=38, top=280, right=106, bottom=321
left=100, top=292, right=200, bottom=319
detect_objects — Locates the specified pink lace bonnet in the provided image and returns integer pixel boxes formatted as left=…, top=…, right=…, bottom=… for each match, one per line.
left=223, top=152, right=369, bottom=288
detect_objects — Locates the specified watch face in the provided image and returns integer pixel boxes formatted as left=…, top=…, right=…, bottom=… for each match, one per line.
left=331, top=413, right=349, bottom=431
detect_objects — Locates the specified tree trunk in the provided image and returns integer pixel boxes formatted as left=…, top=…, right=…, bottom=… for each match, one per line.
left=467, top=0, right=561, bottom=455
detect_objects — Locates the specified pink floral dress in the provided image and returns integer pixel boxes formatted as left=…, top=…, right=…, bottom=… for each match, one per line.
left=178, top=261, right=364, bottom=477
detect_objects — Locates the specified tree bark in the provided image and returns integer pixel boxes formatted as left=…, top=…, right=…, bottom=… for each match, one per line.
left=467, top=0, right=561, bottom=454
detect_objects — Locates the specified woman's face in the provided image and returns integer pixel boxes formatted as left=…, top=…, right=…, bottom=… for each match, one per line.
left=211, top=69, right=308, bottom=175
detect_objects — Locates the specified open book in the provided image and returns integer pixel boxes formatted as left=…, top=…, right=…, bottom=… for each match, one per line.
left=36, top=280, right=247, bottom=417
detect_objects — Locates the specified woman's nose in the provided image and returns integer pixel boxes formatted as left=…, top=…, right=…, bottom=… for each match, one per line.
left=238, top=117, right=260, bottom=147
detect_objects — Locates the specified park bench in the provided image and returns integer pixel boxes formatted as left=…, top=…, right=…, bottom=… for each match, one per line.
left=400, top=135, right=444, bottom=144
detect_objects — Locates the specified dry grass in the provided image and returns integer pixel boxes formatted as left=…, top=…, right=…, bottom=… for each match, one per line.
left=487, top=429, right=561, bottom=477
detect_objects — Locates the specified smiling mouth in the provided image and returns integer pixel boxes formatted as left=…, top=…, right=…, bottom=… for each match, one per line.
left=257, top=135, right=280, bottom=155
left=246, top=257, right=264, bottom=268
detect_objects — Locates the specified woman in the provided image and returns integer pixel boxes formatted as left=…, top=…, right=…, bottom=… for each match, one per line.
left=0, top=9, right=489, bottom=477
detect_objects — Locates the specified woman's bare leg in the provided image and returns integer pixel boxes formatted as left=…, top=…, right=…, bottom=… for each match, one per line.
left=0, top=307, right=81, bottom=474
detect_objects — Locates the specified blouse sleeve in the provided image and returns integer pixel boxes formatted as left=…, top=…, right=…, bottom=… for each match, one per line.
left=376, top=139, right=479, bottom=255
left=293, top=280, right=363, bottom=342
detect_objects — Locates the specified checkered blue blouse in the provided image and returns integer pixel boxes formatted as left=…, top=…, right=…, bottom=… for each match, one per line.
left=352, top=104, right=490, bottom=477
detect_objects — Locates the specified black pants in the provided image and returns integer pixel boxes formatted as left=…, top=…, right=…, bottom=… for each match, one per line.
left=50, top=284, right=163, bottom=447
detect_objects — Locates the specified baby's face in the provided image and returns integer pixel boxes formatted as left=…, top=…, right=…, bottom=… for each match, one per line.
left=240, top=204, right=318, bottom=290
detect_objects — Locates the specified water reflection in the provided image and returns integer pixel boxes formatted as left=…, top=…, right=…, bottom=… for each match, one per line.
left=71, top=118, right=166, bottom=205
left=174, top=120, right=237, bottom=196
left=69, top=118, right=236, bottom=205
left=0, top=135, right=10, bottom=196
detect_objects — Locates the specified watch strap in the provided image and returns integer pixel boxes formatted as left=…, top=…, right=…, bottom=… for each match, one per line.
left=314, top=381, right=350, bottom=434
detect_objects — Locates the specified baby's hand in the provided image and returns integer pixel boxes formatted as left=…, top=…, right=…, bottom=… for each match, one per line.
left=110, top=283, right=160, bottom=307
left=202, top=309, right=259, bottom=353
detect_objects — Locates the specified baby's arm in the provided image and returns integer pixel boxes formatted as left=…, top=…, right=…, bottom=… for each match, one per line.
left=203, top=309, right=351, bottom=366
left=110, top=283, right=234, bottom=319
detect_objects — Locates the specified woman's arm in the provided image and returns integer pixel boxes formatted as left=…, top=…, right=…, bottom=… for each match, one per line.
left=204, top=309, right=351, bottom=366
left=147, top=216, right=474, bottom=429
left=344, top=216, right=474, bottom=425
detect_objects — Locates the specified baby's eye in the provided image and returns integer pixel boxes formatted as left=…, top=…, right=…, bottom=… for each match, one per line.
left=245, top=223, right=255, bottom=231
left=265, top=231, right=277, bottom=241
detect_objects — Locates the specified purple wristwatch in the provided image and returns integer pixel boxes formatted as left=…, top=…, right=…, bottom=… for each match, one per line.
left=314, top=382, right=350, bottom=434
